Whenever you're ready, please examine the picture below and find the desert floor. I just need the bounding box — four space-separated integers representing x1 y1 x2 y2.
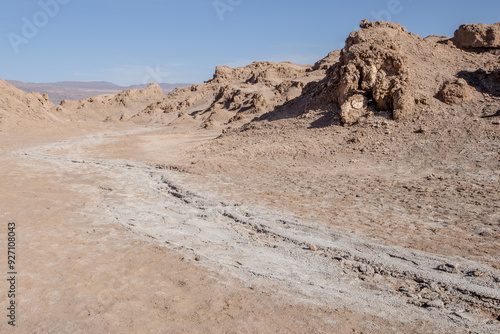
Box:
0 118 499 333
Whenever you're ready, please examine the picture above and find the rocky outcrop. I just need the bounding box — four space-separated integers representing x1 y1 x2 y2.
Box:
210 61 310 85
309 50 340 71
304 20 498 126
458 68 500 97
339 94 369 126
439 79 470 105
331 20 412 125
453 23 500 49
131 60 326 127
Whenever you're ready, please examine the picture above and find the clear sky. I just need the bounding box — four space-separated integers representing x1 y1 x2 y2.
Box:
1 0 498 85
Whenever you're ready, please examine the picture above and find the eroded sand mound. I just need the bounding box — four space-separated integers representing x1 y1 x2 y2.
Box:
56 83 165 122
0 79 57 127
130 61 328 129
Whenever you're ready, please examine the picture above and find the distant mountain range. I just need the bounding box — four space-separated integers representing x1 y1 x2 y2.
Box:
6 80 190 104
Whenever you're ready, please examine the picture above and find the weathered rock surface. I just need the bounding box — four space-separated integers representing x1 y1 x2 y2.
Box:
131 61 323 128
439 78 470 104
280 20 500 126
453 22 500 49
332 21 412 124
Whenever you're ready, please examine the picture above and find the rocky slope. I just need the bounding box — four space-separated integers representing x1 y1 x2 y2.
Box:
255 20 499 127
0 79 59 131
129 60 335 129
55 83 165 122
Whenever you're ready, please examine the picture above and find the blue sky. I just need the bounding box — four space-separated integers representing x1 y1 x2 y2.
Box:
0 0 499 85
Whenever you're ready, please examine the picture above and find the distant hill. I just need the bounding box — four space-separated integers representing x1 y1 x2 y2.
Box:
6 80 190 104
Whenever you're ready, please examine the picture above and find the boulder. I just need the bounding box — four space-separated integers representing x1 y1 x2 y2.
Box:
453 23 500 49
340 94 368 125
333 20 411 125
439 79 470 105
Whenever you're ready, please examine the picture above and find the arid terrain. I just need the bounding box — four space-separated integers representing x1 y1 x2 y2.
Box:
0 21 499 333
6 81 189 105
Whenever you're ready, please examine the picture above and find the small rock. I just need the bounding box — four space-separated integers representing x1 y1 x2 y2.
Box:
358 264 375 275
308 244 318 251
468 270 484 277
477 228 494 237
419 287 432 297
415 127 427 134
194 255 201 261
439 78 470 105
348 136 361 144
399 286 410 293
425 299 444 308
429 282 440 292
437 263 459 273
340 94 368 126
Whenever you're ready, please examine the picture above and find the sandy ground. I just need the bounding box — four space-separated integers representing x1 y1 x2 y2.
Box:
0 125 417 334
0 121 498 333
